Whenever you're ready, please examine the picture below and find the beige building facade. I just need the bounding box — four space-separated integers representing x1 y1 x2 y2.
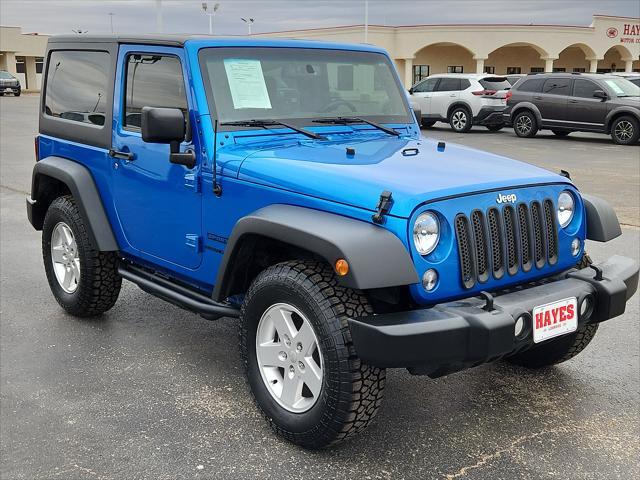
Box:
257 14 640 87
1 26 49 91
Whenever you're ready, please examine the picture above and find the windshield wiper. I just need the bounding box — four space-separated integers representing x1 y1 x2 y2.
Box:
220 119 326 140
313 116 400 137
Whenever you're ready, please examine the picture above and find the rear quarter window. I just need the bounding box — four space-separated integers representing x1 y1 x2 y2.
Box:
44 50 110 126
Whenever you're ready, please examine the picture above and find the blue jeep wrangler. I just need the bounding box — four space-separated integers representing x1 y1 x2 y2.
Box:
27 35 638 448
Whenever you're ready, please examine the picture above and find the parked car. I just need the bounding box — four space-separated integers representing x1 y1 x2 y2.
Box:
611 72 640 87
0 70 21 96
409 74 510 132
504 73 640 144
27 35 638 449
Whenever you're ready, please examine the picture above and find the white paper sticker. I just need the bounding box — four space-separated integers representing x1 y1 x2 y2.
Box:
224 59 272 110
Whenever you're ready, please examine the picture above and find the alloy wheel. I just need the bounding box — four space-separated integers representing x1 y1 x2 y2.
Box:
255 303 323 413
50 222 80 293
516 115 532 135
452 111 467 130
614 120 634 142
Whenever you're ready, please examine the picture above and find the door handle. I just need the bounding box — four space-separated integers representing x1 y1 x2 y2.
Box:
569 99 579 103
449 94 456 97
109 149 135 161
533 96 542 100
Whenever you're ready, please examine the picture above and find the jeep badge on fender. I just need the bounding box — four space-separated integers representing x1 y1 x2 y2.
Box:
26 34 639 449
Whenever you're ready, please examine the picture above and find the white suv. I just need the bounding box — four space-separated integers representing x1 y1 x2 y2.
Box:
409 74 510 132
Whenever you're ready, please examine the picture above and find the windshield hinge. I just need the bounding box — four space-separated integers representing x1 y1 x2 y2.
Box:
372 191 393 225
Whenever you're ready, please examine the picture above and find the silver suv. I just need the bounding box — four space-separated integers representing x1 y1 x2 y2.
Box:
409 74 510 132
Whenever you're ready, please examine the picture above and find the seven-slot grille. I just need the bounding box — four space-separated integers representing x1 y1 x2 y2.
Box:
454 199 558 289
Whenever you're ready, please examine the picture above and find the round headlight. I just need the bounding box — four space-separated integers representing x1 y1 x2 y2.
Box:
413 212 440 255
557 191 575 228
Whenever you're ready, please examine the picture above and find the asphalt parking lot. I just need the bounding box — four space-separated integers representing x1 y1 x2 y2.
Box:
1 94 639 479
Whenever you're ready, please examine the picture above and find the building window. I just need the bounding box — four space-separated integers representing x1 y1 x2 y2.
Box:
447 65 463 73
553 67 566 72
35 57 44 74
573 67 586 73
15 56 26 74
412 65 429 84
506 67 521 75
530 67 544 73
483 66 495 74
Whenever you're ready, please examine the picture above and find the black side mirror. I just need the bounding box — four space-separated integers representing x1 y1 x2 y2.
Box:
593 90 608 100
141 106 195 168
408 87 414 95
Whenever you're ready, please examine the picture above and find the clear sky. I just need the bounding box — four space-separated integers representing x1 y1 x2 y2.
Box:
1 0 638 36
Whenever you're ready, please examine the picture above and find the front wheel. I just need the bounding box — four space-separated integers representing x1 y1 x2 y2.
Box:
513 110 538 138
449 107 472 133
611 116 639 145
14 91 21 97
43 195 121 317
240 260 386 449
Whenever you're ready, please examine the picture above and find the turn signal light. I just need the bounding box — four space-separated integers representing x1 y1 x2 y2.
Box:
335 259 349 276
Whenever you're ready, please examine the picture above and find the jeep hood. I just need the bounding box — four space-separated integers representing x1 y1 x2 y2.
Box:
228 136 571 218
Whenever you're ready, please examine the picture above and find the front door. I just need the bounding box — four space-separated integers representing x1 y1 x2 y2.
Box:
410 77 439 118
111 45 202 269
565 78 608 130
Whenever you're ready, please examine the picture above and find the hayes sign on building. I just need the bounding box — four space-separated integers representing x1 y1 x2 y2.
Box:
621 23 640 43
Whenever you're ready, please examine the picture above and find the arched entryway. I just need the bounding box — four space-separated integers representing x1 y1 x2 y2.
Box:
555 43 596 72
484 43 548 75
412 42 476 81
598 45 634 73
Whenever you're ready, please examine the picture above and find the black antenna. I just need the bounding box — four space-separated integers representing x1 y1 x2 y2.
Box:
212 119 222 197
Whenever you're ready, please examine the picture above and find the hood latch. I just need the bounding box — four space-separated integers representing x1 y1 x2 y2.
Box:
372 191 393 224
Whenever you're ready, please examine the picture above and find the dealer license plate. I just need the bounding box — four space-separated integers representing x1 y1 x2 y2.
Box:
532 297 578 343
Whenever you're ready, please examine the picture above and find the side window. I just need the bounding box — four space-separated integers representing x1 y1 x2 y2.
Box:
518 78 545 93
413 78 438 93
542 78 571 95
436 78 461 92
44 50 110 126
460 79 471 90
123 54 187 130
572 79 600 98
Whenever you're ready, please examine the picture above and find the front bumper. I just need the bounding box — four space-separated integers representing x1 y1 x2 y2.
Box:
474 106 506 125
349 255 638 377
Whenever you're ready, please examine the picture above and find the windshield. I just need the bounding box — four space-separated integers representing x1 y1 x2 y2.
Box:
602 78 640 97
0 71 15 80
199 47 412 126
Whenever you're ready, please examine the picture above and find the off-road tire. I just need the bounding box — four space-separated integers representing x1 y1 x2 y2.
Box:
449 107 473 133
42 195 121 317
421 120 436 128
552 130 570 137
610 115 640 145
506 253 598 368
513 110 538 138
239 260 386 449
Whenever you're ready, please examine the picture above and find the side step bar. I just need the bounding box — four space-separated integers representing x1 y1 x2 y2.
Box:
117 264 240 320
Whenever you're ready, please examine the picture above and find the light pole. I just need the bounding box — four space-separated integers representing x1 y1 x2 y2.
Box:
108 12 115 34
241 17 254 35
202 2 220 35
364 0 369 43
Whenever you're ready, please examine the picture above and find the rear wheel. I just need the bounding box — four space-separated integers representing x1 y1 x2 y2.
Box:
240 260 386 449
513 110 538 138
552 130 570 137
611 116 639 145
43 196 121 317
449 107 472 133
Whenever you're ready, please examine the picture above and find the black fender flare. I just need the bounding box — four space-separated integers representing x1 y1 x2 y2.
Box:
511 102 542 125
582 194 622 242
447 101 474 120
28 156 119 251
212 205 419 301
604 107 640 133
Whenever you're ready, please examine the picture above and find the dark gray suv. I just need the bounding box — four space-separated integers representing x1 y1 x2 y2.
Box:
504 73 640 145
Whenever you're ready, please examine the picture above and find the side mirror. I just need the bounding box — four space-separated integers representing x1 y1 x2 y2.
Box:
408 87 414 95
141 106 195 168
593 90 608 100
